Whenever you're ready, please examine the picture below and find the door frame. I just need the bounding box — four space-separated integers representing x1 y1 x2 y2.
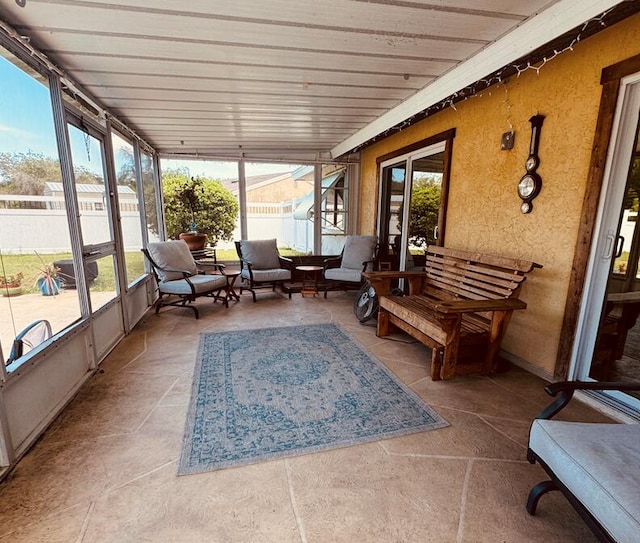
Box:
375 128 455 264
571 74 640 384
557 52 640 379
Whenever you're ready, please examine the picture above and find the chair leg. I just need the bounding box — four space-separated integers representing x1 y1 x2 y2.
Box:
155 297 200 319
526 480 557 515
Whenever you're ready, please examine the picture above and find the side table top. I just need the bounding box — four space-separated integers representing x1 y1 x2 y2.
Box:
296 265 323 272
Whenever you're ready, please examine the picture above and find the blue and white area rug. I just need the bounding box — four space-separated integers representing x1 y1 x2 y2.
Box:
178 323 448 475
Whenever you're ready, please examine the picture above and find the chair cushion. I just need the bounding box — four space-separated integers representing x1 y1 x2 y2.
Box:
240 239 281 270
325 267 363 283
340 235 377 270
241 268 291 282
147 240 197 281
529 419 640 543
159 274 227 295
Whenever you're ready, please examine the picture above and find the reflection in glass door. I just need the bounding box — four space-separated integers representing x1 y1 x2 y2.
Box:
378 142 447 272
589 112 640 401
378 160 406 269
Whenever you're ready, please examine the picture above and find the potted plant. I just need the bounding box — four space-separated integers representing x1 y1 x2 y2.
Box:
175 177 208 251
35 263 61 296
0 272 24 297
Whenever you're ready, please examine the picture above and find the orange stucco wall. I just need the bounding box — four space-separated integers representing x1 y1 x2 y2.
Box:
359 13 640 377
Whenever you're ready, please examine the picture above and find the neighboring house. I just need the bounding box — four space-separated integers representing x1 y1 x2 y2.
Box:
44 182 138 212
219 171 309 205
220 166 348 253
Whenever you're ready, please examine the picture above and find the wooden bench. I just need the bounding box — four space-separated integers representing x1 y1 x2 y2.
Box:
363 246 541 380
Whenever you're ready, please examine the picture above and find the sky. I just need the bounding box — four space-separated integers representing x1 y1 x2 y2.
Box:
160 158 299 180
0 55 300 181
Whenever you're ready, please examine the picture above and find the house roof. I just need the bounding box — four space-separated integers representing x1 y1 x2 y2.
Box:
0 1 636 161
218 171 295 194
45 182 136 195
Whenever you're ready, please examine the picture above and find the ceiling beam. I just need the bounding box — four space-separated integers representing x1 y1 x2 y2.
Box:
331 0 626 157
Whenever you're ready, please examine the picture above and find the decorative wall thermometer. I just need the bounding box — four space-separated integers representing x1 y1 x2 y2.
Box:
518 114 545 214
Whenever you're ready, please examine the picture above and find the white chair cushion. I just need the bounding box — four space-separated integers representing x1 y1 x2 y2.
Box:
147 240 197 282
159 274 227 295
325 267 362 283
340 235 377 270
530 419 640 543
241 268 291 282
240 239 281 270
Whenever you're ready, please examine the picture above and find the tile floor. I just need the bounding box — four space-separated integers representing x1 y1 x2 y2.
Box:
0 291 611 542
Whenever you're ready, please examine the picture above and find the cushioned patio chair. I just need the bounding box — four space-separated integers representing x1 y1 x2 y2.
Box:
6 319 52 366
323 235 378 298
526 380 640 542
235 239 292 302
143 240 228 319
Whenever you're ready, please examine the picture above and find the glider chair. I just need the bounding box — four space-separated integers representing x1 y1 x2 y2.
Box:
143 240 228 319
526 381 640 542
323 235 378 298
235 239 292 302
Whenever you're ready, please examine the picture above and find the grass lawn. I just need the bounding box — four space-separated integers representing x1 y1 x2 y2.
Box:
1 246 300 294
1 252 146 294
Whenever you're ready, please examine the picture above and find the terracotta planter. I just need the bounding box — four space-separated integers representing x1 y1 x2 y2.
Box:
1 283 22 297
179 232 208 251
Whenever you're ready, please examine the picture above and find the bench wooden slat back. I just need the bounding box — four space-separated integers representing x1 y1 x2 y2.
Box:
423 246 537 303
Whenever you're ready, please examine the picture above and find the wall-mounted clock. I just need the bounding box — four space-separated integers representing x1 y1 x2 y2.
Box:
518 114 545 214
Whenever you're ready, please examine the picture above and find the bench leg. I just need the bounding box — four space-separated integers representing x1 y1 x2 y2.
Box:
377 307 390 337
484 311 510 374
439 318 461 380
430 348 443 381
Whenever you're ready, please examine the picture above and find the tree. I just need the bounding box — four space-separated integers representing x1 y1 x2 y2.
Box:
399 180 441 248
0 151 62 194
0 151 102 195
162 171 238 246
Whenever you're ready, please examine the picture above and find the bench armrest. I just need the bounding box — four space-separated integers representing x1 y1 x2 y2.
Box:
363 271 426 280
537 381 640 420
431 298 527 314
363 270 426 295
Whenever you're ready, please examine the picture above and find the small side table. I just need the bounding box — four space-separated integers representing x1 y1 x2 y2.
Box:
296 265 323 297
223 270 241 302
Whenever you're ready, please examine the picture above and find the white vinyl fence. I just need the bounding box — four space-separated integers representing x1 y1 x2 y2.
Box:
0 195 342 255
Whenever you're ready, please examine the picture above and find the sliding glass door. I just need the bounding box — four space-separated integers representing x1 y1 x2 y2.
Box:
378 140 450 271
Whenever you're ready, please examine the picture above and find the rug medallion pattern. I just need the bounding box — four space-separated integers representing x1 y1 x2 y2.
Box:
178 323 447 474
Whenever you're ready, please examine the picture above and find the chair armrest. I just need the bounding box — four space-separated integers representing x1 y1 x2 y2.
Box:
155 266 195 277
278 255 293 268
431 298 527 314
536 381 640 420
323 256 342 270
195 261 226 274
361 259 376 272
